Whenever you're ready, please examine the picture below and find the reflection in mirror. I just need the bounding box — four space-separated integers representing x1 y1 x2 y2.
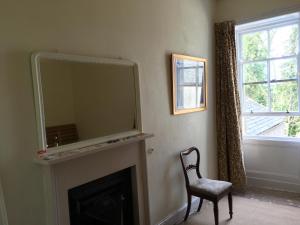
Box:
176 60 204 109
172 54 207 115
32 53 140 150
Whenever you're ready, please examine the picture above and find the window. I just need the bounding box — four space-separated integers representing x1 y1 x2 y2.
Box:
236 13 300 140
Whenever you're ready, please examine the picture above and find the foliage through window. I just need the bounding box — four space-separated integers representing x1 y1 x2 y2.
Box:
236 13 300 139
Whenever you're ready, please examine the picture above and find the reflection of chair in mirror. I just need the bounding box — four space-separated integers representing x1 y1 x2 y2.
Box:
46 124 79 148
180 147 233 225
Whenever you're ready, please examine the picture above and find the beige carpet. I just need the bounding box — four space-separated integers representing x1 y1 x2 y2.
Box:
181 196 300 225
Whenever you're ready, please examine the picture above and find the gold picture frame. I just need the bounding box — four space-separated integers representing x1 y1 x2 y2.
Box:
172 54 208 115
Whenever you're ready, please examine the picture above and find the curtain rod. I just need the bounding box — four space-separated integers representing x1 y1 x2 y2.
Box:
235 4 300 25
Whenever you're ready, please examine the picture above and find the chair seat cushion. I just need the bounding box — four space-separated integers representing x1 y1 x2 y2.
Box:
190 178 232 198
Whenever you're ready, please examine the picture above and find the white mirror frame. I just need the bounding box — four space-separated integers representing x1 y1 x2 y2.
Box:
31 52 142 153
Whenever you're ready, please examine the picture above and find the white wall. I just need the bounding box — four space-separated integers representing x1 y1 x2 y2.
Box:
243 140 300 192
71 63 136 140
0 1 216 225
41 59 76 127
216 0 300 193
216 0 300 23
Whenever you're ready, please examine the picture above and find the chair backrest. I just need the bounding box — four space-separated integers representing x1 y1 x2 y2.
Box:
46 123 79 148
180 147 202 187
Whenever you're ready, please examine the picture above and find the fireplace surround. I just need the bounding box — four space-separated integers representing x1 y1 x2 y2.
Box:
36 134 152 225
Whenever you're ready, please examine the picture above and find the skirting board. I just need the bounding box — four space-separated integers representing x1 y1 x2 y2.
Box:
156 197 200 225
247 176 300 193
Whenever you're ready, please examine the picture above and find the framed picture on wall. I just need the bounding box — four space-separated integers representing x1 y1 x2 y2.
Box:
171 54 208 115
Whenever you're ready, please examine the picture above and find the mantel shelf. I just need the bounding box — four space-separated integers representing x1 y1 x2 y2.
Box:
34 133 154 166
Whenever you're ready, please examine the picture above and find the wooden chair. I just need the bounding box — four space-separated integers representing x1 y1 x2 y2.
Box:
180 147 233 225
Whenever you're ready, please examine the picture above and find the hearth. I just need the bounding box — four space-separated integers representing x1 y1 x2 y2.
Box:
68 167 134 225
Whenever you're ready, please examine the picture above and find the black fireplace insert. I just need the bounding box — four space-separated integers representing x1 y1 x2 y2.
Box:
68 167 134 225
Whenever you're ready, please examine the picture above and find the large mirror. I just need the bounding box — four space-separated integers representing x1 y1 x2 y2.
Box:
32 52 141 151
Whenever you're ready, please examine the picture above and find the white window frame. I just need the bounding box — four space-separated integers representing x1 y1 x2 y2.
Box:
236 12 300 142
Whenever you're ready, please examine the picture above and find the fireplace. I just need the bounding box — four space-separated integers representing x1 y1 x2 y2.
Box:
36 138 152 225
68 167 134 225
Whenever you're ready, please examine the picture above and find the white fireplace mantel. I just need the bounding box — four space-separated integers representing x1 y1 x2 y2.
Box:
35 133 153 165
36 133 153 225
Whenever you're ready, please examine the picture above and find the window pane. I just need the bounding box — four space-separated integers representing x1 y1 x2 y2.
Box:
178 68 196 83
243 116 300 138
244 84 269 112
270 24 299 58
196 86 203 107
177 61 204 84
270 58 297 80
177 86 197 109
242 31 268 61
243 61 267 83
271 81 299 112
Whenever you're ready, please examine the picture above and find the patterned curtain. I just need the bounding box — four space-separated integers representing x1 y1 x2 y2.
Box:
215 21 247 187
0 178 8 225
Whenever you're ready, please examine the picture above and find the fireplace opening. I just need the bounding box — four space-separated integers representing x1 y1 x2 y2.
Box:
68 167 135 225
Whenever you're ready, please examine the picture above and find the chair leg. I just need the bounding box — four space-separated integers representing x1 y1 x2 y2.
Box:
197 198 203 212
228 192 233 219
213 202 219 225
184 194 191 221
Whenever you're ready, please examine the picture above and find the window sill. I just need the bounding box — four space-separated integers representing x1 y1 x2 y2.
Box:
242 136 300 147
